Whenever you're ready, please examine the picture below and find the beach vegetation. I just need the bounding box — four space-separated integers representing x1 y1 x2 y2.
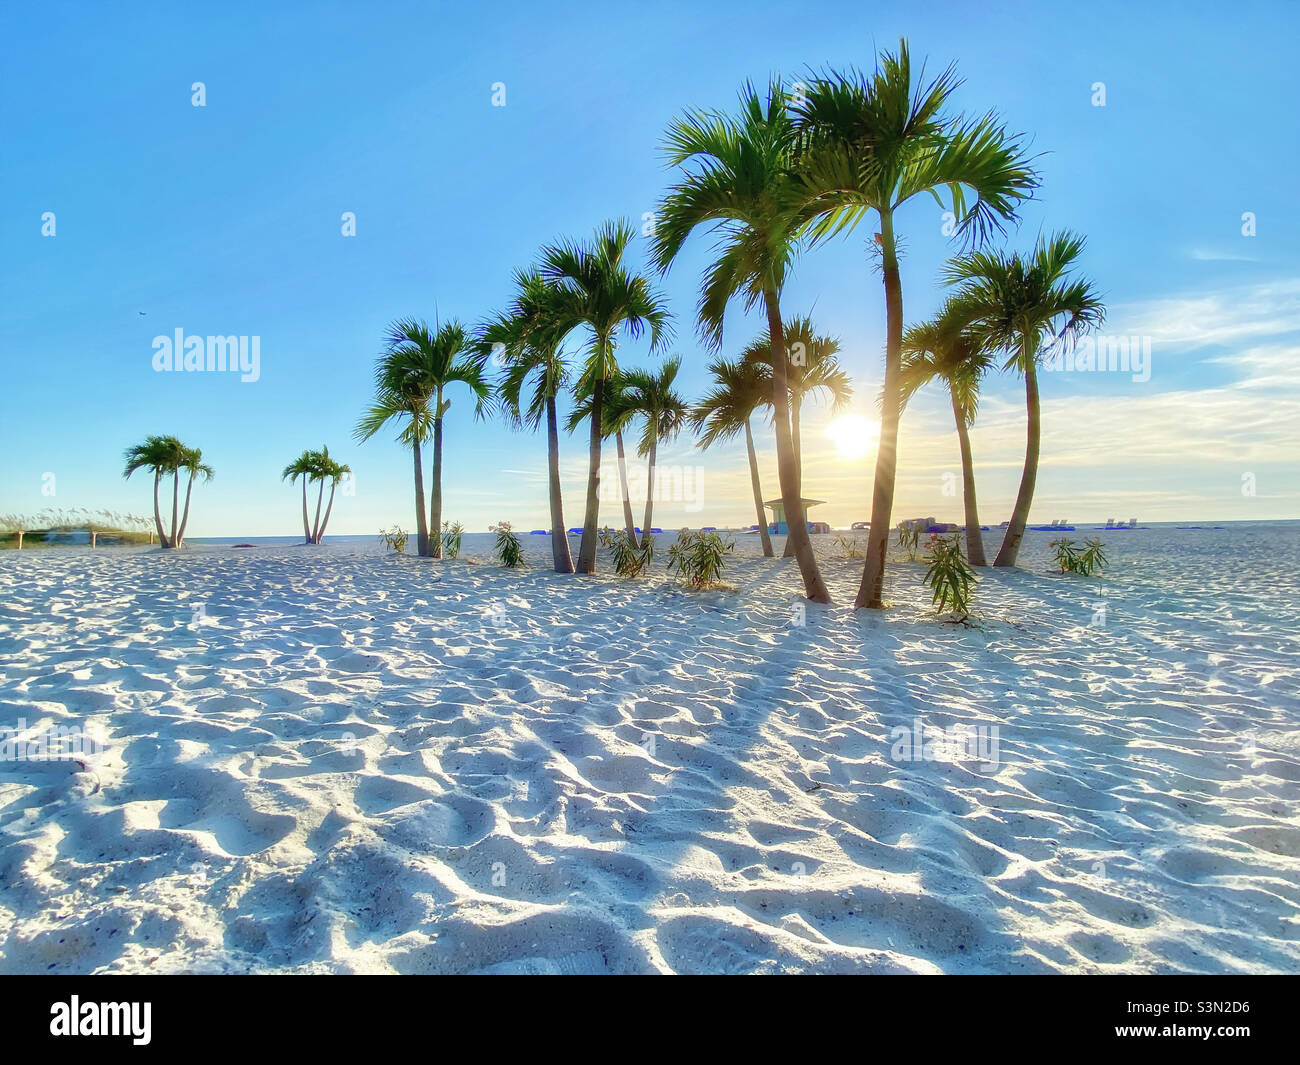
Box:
667 529 734 589
599 526 654 577
378 526 409 553
441 520 465 558
491 521 524 567
1050 536 1108 576
923 532 977 620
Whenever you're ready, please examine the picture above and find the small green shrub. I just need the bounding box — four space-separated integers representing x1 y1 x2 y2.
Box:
1050 537 1108 576
834 533 867 559
378 526 409 553
667 529 734 589
441 520 464 558
897 522 921 561
923 533 976 620
599 527 654 577
490 521 524 568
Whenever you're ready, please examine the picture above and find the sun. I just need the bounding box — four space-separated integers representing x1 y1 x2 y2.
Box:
824 415 880 460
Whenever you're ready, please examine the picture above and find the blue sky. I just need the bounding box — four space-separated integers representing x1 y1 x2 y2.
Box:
2 0 1297 535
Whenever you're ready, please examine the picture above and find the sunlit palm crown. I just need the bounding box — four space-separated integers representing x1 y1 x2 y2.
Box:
740 315 853 410
123 434 187 478
652 80 816 347
898 297 995 424
791 40 1039 244
477 269 571 431
944 231 1107 370
539 219 671 385
691 356 773 450
619 355 689 457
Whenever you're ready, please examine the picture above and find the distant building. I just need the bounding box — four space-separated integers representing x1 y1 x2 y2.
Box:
764 497 829 534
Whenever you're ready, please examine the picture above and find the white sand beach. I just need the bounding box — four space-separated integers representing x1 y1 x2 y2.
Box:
1 526 1298 974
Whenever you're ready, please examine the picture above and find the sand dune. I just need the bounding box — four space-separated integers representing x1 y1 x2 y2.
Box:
1 529 1298 973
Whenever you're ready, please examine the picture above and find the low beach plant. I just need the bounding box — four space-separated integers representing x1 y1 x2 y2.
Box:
833 533 867 559
897 522 922 561
667 529 734 589
491 521 524 567
441 520 464 558
923 533 976 621
599 527 654 577
1050 537 1108 576
378 526 409 553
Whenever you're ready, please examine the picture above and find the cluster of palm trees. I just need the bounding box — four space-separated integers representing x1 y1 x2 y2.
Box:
122 435 212 548
355 40 1102 609
282 445 352 544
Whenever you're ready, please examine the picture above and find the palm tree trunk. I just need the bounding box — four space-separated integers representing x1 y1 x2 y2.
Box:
429 398 444 558
176 471 196 546
857 209 903 609
169 470 180 548
577 374 603 573
782 396 802 558
763 287 831 604
301 481 311 543
994 337 1040 567
311 479 325 543
950 391 987 567
640 433 657 548
412 437 430 556
151 470 170 548
546 395 574 573
317 483 337 543
616 431 637 541
745 419 774 557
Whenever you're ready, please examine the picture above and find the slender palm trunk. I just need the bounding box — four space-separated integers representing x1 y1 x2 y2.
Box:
745 419 774 557
546 395 574 573
176 471 196 546
311 479 325 544
412 438 430 556
169 470 180 547
995 337 1040 567
317 484 337 544
763 286 830 604
151 470 170 547
950 391 987 567
301 481 311 543
430 394 444 558
577 373 604 573
640 433 658 548
782 395 802 558
857 210 903 609
616 431 637 541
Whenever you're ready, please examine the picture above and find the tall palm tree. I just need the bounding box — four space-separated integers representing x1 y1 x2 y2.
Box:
692 356 776 557
479 269 575 573
540 220 670 574
282 450 320 543
172 446 213 547
651 80 831 603
312 448 351 544
898 298 995 565
946 232 1105 567
793 41 1038 608
356 319 490 558
123 435 183 547
742 316 852 555
621 355 688 545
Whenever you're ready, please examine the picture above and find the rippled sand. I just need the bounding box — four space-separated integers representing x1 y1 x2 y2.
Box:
1 528 1297 974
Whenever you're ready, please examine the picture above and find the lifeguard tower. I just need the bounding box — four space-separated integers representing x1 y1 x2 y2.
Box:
764 497 827 535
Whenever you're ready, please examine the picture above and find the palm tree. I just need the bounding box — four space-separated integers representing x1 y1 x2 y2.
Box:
946 232 1105 567
742 316 852 556
282 449 319 543
312 447 351 543
651 80 831 603
479 269 575 573
172 446 213 547
898 299 995 565
621 355 688 545
123 435 182 547
692 356 775 557
540 220 670 574
356 319 490 558
792 41 1038 608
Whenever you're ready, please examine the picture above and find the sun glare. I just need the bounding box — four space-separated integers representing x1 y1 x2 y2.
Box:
824 415 880 460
